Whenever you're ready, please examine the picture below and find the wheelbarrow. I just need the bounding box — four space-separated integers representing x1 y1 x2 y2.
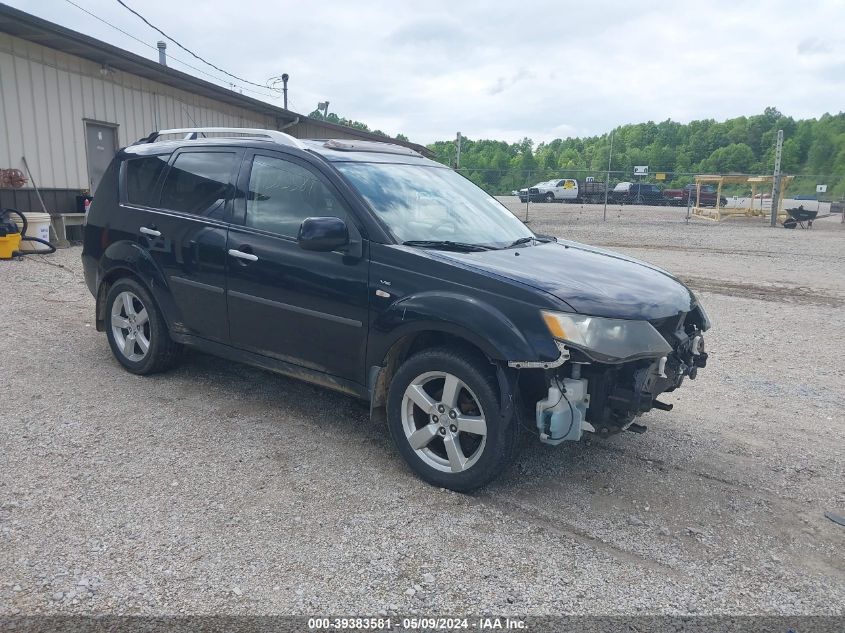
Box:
783 205 818 229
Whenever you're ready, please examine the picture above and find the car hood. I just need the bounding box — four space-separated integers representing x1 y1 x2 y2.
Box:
430 240 698 320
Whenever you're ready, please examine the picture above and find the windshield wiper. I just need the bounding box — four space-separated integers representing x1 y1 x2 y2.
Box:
505 235 557 248
506 236 535 248
402 240 494 252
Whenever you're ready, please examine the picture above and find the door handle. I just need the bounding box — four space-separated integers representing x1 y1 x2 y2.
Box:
228 248 258 262
140 226 161 237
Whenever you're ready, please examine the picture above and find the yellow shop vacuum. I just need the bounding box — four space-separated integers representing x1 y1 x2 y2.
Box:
0 208 55 259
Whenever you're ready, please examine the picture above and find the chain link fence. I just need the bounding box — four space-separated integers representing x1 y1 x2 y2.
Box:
453 168 843 216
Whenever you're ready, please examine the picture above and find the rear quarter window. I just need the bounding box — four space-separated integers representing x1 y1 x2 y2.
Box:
124 155 169 207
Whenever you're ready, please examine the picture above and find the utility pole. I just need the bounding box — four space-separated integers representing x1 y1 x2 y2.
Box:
455 132 462 169
770 129 783 227
603 131 614 221
267 74 290 109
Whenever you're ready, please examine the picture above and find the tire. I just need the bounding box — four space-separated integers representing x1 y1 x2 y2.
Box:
104 278 182 375
544 192 555 203
386 347 518 491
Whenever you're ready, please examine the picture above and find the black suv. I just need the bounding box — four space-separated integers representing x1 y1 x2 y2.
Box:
611 182 664 205
82 127 710 491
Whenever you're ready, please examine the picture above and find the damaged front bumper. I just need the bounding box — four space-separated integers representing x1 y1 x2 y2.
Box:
526 311 710 445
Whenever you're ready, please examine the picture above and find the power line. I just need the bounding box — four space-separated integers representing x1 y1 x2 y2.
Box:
114 0 279 93
62 0 280 99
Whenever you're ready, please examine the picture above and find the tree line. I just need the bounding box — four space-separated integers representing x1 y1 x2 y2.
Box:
311 107 844 198
426 108 844 198
308 110 408 142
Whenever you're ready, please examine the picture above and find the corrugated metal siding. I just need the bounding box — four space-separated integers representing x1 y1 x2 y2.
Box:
0 32 277 191
0 31 421 205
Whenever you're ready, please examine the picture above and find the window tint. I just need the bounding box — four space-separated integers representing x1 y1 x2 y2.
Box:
160 152 236 216
246 155 345 237
125 155 169 206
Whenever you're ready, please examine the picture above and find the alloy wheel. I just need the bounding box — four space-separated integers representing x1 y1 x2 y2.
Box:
400 371 488 473
110 291 150 362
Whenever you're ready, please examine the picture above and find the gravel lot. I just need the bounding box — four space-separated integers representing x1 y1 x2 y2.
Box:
1 203 843 617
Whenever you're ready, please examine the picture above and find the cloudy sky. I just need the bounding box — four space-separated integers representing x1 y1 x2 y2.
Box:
9 0 845 144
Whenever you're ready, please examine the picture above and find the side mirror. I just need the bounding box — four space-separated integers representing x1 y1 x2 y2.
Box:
297 216 349 252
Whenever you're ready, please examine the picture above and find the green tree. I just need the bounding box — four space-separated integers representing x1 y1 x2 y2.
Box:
315 108 845 197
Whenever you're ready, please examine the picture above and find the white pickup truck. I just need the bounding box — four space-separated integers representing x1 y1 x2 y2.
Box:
517 178 605 203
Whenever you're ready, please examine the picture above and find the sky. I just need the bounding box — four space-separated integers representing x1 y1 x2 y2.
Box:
8 0 845 144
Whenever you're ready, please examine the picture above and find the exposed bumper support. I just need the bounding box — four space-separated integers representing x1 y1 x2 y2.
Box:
507 341 570 370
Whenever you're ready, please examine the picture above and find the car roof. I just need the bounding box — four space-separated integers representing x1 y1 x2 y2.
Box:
122 136 274 156
301 140 443 166
121 136 444 167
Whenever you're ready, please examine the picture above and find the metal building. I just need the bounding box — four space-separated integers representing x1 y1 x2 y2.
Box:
0 3 427 218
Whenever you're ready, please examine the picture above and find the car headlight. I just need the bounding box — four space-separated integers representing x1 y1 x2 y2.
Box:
541 311 672 362
693 302 711 331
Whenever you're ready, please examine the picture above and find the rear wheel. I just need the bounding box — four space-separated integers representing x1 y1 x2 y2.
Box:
105 278 182 375
387 348 517 491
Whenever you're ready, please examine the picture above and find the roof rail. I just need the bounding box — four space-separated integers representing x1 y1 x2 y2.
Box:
139 127 308 150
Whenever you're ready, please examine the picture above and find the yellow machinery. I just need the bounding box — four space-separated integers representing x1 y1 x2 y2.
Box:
0 215 22 259
691 174 793 221
0 209 54 258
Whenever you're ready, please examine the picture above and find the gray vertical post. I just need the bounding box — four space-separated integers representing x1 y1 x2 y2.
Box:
157 41 167 66
282 74 289 110
456 132 462 170
525 170 530 221
770 129 784 227
686 182 693 223
603 131 614 221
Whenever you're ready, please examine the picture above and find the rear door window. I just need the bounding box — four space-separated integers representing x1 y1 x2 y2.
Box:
124 155 169 207
160 151 237 218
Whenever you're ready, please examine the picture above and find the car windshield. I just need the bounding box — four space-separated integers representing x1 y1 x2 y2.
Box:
336 162 534 247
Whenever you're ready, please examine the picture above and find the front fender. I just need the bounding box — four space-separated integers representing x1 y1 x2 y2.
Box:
367 290 560 367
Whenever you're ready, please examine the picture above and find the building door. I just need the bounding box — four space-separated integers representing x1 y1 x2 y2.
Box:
85 121 117 194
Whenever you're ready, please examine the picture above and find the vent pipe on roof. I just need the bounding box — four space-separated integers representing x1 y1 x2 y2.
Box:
157 41 167 66
282 73 289 110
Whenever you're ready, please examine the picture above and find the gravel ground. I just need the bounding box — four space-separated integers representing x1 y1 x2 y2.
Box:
1 205 843 617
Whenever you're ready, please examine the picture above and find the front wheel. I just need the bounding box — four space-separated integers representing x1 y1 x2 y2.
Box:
544 192 555 203
387 348 517 491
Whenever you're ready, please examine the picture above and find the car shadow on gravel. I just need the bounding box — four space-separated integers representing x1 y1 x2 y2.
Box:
170 348 393 438
158 348 636 496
